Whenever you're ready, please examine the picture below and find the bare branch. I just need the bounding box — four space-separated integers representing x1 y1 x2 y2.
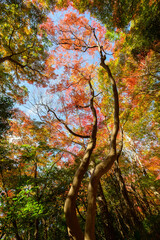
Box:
75 104 90 109
42 105 90 139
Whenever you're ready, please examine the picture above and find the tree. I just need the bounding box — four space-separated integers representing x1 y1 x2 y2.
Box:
0 0 54 102
38 6 159 239
0 112 74 239
34 10 121 239
69 0 160 54
0 1 159 240
0 95 15 176
0 95 14 136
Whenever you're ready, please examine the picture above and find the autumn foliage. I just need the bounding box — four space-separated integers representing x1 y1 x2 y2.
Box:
0 1 160 240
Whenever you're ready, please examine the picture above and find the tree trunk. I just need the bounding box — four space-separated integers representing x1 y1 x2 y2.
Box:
64 82 97 240
12 220 22 240
114 159 140 227
64 140 96 240
34 219 40 240
97 181 117 240
64 34 120 240
84 43 120 240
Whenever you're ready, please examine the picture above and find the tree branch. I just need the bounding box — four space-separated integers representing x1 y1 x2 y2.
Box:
47 106 90 139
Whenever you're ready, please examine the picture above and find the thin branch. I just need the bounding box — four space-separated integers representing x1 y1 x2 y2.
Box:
8 28 15 53
117 127 124 160
76 205 86 222
44 105 90 139
75 104 90 109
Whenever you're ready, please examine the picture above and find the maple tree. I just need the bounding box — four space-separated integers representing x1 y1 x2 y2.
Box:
34 10 121 239
33 8 159 239
0 1 160 240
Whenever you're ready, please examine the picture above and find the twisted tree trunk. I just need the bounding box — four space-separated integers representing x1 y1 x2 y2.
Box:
64 82 97 240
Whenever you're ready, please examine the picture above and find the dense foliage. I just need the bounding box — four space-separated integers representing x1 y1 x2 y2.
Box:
0 0 159 239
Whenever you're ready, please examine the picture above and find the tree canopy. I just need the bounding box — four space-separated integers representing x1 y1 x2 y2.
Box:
0 1 160 240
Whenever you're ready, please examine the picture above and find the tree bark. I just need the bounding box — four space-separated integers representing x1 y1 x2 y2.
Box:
64 81 97 240
12 220 22 240
34 219 40 240
34 161 40 240
84 53 119 239
114 159 140 227
97 181 117 240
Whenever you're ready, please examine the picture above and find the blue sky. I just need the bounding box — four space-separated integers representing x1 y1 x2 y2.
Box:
17 6 113 120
